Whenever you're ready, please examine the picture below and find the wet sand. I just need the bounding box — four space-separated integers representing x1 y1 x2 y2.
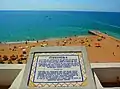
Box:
0 34 120 64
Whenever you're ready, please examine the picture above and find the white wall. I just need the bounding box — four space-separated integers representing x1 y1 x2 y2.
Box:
0 64 25 86
0 63 120 89
94 68 120 83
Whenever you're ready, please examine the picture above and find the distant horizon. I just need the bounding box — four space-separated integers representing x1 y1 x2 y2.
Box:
0 10 120 13
1 0 120 12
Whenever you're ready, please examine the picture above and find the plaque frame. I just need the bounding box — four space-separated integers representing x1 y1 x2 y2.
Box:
20 46 96 89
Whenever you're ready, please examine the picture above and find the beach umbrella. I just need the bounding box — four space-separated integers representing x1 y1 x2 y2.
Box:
40 44 43 47
97 37 102 41
64 40 67 43
22 48 26 52
25 46 28 48
19 46 23 49
95 42 100 47
42 43 47 47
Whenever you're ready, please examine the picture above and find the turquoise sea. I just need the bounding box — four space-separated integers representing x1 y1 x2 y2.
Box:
0 11 120 42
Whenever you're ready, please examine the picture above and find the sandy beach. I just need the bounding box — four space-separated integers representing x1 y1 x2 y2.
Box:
0 32 120 64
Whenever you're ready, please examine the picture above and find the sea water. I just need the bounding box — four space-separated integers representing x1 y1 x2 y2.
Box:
0 11 120 42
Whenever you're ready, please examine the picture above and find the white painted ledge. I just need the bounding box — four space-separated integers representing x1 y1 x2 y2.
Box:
91 63 120 68
9 65 25 89
4 63 120 89
0 64 25 69
94 72 103 89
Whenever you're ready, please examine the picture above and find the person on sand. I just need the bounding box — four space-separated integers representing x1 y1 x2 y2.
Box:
9 48 12 50
14 46 17 49
113 52 115 56
3 55 8 61
88 44 91 47
95 43 101 48
8 60 13 64
10 54 16 60
25 41 27 44
117 45 119 48
62 43 65 46
17 60 23 64
36 40 38 43
97 37 102 41
63 40 67 44
69 38 72 40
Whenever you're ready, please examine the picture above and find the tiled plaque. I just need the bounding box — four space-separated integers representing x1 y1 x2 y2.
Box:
20 46 96 89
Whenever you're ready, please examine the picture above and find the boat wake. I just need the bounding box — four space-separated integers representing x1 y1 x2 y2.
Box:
94 20 120 29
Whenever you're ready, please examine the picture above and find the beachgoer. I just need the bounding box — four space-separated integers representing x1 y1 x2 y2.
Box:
36 40 38 43
62 43 65 46
12 49 14 51
43 40 46 42
14 46 17 49
10 54 16 60
117 45 119 48
25 41 27 44
69 38 72 40
23 51 26 54
3 55 8 61
113 52 115 56
8 60 13 64
17 60 23 64
88 44 91 47
32 45 35 47
95 43 101 48
40 44 44 47
9 48 12 50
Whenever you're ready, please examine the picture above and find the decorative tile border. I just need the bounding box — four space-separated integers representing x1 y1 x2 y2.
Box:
28 52 87 88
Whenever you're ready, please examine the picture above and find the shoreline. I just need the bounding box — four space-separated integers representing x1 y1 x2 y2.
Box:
0 30 120 64
0 35 93 44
